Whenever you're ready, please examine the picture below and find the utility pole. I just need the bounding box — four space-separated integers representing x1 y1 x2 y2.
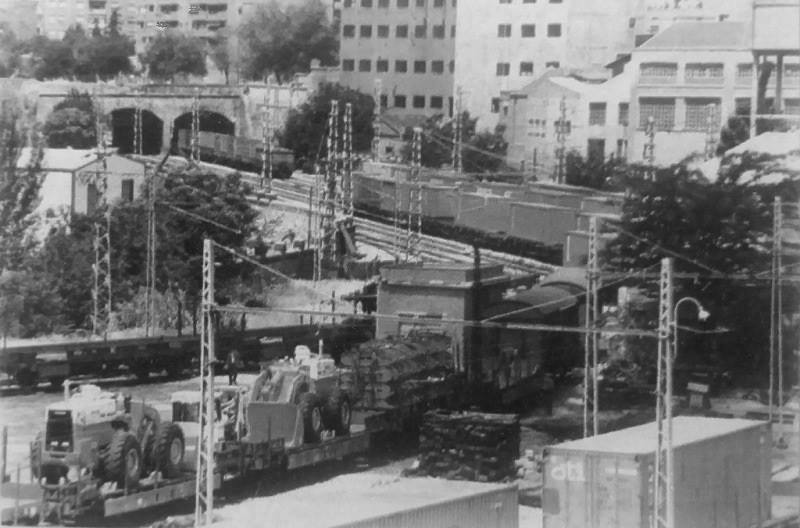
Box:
318 100 339 276
583 215 600 437
342 102 353 218
653 257 675 528
260 83 273 194
372 79 382 162
92 89 112 338
406 127 423 261
195 239 216 527
144 164 157 337
643 115 656 180
191 87 200 164
704 103 718 160
134 83 143 156
453 85 463 175
555 96 567 184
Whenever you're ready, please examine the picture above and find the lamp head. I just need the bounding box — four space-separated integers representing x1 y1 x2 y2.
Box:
697 308 711 322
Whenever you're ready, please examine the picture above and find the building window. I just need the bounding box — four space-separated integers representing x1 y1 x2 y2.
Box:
433 24 445 38
414 60 426 73
491 97 501 113
360 25 372 37
361 0 372 6
344 0 353 6
395 59 408 72
616 139 628 159
121 179 134 202
396 24 408 37
377 24 389 37
497 24 511 37
496 62 510 76
784 64 800 83
521 24 535 37
377 59 389 72
378 0 389 6
413 95 426 108
342 59 355 71
414 24 427 38
431 60 444 74
554 119 571 134
434 0 444 6
618 102 629 126
395 95 407 108
546 61 560 68
640 62 677 82
736 63 753 84
734 98 751 117
587 139 605 162
449 60 455 73
523 0 536 2
343 24 355 37
547 23 561 37
416 0 425 6
380 94 388 108
549 0 562 2
589 102 607 126
520 62 533 76
684 98 721 130
639 97 676 130
430 96 444 109
685 63 724 84
500 0 511 3
359 59 371 72
398 0 408 5
451 25 456 37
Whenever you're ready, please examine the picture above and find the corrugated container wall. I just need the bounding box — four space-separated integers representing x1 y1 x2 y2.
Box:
541 417 770 528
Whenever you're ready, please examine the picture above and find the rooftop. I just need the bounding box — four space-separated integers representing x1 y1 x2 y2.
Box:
549 417 765 455
639 21 750 50
16 147 99 172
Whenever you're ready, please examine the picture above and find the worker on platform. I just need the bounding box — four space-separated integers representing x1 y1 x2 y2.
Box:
227 349 242 385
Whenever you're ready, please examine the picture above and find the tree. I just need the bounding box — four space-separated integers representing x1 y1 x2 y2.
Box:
280 83 374 169
108 9 121 38
142 32 207 81
209 34 231 84
87 33 134 79
42 91 97 149
716 116 750 155
238 0 337 81
32 37 75 80
603 161 799 383
463 125 509 174
564 150 625 190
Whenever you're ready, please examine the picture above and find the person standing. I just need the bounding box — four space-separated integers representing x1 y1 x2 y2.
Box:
227 349 241 385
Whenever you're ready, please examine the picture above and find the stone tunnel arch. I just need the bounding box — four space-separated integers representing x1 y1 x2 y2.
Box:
170 110 236 153
110 108 164 155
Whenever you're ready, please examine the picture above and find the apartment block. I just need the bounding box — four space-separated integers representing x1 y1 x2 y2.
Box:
454 0 639 129
631 0 754 47
338 0 457 118
0 0 38 40
628 20 799 166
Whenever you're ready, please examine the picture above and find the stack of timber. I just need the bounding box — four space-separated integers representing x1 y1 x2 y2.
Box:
340 333 454 409
408 410 520 482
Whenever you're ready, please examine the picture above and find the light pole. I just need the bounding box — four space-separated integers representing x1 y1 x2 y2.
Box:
672 297 710 361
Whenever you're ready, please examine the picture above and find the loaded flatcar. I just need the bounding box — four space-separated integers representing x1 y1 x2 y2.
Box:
175 129 295 176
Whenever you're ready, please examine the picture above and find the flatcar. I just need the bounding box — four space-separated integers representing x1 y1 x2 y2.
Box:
175 129 295 176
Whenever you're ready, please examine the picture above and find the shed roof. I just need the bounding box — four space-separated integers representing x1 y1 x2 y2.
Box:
549 417 764 455
639 21 750 50
16 147 98 172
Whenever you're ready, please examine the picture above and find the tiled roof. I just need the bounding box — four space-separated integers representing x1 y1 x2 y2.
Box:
16 147 98 171
639 21 750 50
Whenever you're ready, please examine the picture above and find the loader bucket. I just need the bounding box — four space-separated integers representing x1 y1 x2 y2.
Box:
246 402 303 448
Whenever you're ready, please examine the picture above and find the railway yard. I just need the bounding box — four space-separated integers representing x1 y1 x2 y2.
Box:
0 154 798 528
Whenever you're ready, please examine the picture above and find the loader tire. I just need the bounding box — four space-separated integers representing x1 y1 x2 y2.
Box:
104 432 141 488
299 393 324 444
151 422 184 478
325 390 351 436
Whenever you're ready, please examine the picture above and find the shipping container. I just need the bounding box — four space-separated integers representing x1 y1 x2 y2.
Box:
213 474 519 528
542 417 771 528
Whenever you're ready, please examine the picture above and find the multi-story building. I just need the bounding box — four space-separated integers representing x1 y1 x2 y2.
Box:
0 0 38 40
454 0 640 129
338 0 457 118
499 68 633 175
628 20 799 166
631 0 754 47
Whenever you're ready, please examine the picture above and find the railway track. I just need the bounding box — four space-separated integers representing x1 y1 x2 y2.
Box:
134 156 557 276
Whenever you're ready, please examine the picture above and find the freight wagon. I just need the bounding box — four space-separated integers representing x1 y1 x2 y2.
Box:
175 129 294 174
541 416 771 528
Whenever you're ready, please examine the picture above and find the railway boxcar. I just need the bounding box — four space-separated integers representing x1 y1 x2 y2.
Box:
175 130 294 174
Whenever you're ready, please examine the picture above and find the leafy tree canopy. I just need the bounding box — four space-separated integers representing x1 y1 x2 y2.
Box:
564 150 626 190
142 31 207 81
280 82 374 170
238 0 337 82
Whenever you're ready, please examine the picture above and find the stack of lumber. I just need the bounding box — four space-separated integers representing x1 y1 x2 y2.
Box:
408 410 520 482
340 333 453 409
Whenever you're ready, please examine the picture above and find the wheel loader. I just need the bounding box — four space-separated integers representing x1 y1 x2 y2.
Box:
243 346 353 448
30 383 186 491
